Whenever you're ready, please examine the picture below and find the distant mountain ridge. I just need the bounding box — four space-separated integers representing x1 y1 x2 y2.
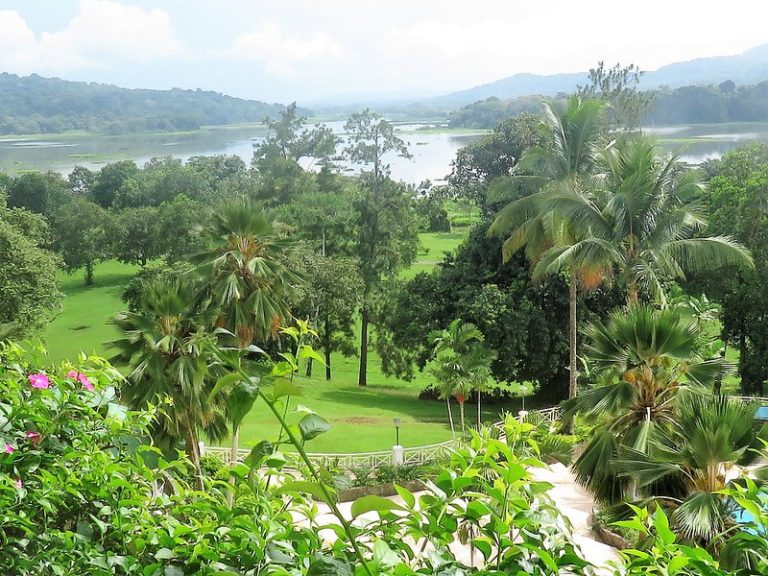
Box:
430 44 768 107
0 73 294 135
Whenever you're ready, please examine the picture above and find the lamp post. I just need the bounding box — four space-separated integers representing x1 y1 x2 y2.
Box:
392 418 403 466
393 418 401 446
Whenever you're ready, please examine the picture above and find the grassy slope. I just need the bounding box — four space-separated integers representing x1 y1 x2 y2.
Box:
43 230 530 452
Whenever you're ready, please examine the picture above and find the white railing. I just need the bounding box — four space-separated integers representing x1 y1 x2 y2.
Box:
203 405 563 470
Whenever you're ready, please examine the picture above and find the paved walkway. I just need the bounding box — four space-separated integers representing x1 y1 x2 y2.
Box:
305 462 620 573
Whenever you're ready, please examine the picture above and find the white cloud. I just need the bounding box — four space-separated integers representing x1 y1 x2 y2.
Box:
0 0 184 74
217 22 343 75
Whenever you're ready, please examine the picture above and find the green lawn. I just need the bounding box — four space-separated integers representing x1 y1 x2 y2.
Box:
45 261 140 364
41 229 522 453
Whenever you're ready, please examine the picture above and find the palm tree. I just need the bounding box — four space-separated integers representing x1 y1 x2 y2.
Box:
428 320 496 435
196 200 302 348
570 305 726 502
618 393 763 543
537 136 753 306
195 200 302 464
109 277 225 488
489 96 607 405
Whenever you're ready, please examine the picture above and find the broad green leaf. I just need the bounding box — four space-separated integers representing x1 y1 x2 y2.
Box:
299 414 331 441
350 495 405 518
393 483 415 509
208 372 243 401
244 441 274 469
273 379 302 399
155 548 177 560
297 346 327 365
307 555 353 576
373 540 400 568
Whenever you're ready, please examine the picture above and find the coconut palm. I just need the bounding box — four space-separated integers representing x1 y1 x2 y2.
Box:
489 96 607 404
428 320 496 435
109 277 225 488
617 393 763 543
570 305 726 502
537 136 753 306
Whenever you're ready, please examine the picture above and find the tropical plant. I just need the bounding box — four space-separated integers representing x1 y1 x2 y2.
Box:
195 199 302 349
570 305 726 502
428 319 497 435
489 96 607 405
538 136 753 305
109 276 224 487
618 393 764 543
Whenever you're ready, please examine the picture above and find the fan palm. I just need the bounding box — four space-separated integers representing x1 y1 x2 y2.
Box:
570 305 726 502
109 277 225 488
489 96 607 404
195 200 303 467
195 200 302 348
617 393 763 543
537 136 753 305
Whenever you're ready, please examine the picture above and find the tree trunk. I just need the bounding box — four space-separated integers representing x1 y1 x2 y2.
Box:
325 347 332 380
226 425 240 506
185 425 203 491
305 358 313 377
565 271 578 434
85 260 95 286
446 397 455 438
628 281 639 306
358 306 369 387
714 342 726 395
477 392 481 429
459 401 466 434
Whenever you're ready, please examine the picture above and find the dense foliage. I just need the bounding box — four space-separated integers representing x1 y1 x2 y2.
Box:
0 73 290 135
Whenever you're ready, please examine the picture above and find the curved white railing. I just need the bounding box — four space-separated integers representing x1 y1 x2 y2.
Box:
202 405 563 470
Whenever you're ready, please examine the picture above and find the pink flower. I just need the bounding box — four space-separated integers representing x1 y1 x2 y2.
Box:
28 373 50 389
4 443 15 454
25 431 41 442
68 370 94 391
14 478 22 489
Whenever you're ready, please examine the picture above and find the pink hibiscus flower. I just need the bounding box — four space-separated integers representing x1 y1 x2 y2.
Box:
28 373 50 389
4 443 15 454
67 370 94 391
14 478 22 489
25 431 41 442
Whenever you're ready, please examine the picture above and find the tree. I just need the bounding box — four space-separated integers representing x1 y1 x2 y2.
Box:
90 160 140 208
577 61 652 129
447 113 544 211
570 305 725 503
52 197 112 285
489 97 607 406
0 206 61 336
618 393 763 543
195 200 302 349
113 207 163 266
7 171 71 218
428 319 496 435
109 277 225 487
290 250 362 380
696 144 768 394
344 110 419 387
156 195 210 263
540 136 752 305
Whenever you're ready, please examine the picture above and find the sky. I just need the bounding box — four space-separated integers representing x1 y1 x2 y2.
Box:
0 0 767 105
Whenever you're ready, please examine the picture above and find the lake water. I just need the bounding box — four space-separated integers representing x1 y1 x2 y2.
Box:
0 121 482 186
2 121 768 183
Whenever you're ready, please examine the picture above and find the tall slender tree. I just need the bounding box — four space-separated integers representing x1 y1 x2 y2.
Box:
489 96 607 404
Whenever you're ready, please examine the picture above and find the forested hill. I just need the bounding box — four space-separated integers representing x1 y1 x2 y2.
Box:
449 80 768 128
0 73 292 135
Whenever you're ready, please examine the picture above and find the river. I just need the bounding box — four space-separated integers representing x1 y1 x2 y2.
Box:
1 121 768 183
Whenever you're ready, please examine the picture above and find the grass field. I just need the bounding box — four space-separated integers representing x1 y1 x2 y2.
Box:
41 229 530 453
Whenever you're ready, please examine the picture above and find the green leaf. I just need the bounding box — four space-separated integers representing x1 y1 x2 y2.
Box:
298 346 327 365
393 483 415 509
164 567 184 576
155 548 177 560
244 441 274 469
276 481 336 504
350 495 405 518
273 379 302 399
373 540 400 568
307 555 353 576
299 414 331 441
208 372 243 401
227 380 260 427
